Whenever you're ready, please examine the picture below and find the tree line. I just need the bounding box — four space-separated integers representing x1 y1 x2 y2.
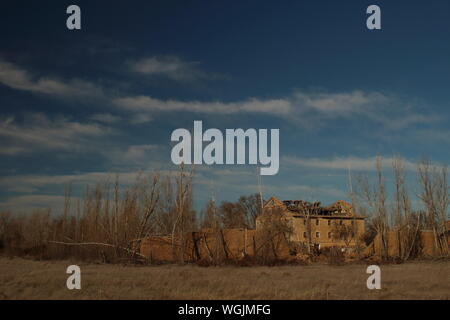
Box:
0 157 449 263
0 165 262 263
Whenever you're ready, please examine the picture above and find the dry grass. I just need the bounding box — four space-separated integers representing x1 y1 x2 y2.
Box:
0 257 448 300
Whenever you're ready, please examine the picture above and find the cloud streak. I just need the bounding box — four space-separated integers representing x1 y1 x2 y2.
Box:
293 90 387 114
0 60 103 98
113 95 292 115
0 113 114 154
113 90 438 131
128 55 223 82
0 59 438 131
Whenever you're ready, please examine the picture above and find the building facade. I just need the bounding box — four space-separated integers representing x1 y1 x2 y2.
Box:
257 197 365 248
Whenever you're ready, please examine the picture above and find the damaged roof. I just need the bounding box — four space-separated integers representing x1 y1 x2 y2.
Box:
264 196 361 218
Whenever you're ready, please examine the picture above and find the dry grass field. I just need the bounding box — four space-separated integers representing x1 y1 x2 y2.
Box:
0 257 448 300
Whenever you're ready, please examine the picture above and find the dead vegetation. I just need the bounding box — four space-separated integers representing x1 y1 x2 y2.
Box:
353 156 449 261
0 257 448 300
0 167 192 263
0 165 272 264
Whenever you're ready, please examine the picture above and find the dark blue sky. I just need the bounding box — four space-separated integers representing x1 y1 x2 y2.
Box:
1 0 449 213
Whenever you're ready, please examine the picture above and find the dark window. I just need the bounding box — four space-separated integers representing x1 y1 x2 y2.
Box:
316 232 320 238
316 219 320 226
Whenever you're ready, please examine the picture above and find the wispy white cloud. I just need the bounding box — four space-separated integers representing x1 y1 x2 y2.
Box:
128 55 222 82
0 113 114 154
128 112 153 124
293 90 387 114
89 112 153 125
113 90 437 131
0 60 103 98
292 90 440 129
104 144 161 166
89 113 121 124
0 59 437 131
365 111 440 130
114 95 292 115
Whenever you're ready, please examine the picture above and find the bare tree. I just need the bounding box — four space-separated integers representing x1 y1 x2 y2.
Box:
418 159 449 256
238 194 262 229
201 199 220 229
171 163 195 263
131 174 160 259
355 156 389 259
295 201 321 255
331 222 356 248
391 156 423 260
219 201 247 229
256 207 293 264
347 165 367 256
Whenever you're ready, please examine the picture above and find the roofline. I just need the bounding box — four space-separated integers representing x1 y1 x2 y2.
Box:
290 214 365 219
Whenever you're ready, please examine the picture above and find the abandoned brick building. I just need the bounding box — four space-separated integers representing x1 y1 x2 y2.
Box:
257 197 365 248
139 196 450 261
140 197 366 261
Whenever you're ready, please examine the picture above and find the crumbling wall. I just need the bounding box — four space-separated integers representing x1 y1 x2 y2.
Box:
420 231 436 257
369 230 438 258
188 229 258 262
140 236 174 262
139 228 293 263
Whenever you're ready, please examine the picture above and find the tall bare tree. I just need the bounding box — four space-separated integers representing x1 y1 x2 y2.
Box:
355 156 389 259
238 193 262 229
418 159 449 256
171 163 195 263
